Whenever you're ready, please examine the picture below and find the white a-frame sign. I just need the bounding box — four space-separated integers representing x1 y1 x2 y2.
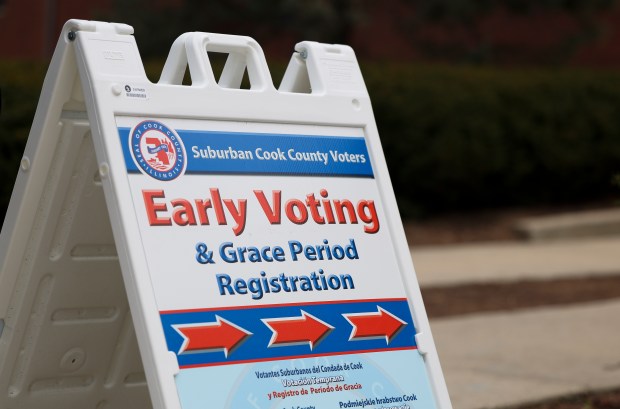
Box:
0 19 452 409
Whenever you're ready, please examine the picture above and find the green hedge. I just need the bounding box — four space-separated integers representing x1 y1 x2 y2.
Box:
2 61 620 220
0 62 46 219
364 64 620 216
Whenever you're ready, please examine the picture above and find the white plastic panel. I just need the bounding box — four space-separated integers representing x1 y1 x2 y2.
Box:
0 19 452 409
0 117 151 408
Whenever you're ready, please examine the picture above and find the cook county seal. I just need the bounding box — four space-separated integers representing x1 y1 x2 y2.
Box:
129 120 186 181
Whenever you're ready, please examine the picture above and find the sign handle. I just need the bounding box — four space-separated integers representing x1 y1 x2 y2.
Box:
159 32 274 91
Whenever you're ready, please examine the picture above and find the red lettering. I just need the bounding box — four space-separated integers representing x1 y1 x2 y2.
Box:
333 200 357 224
320 189 335 224
359 200 380 233
171 199 197 226
306 193 325 224
210 188 226 225
224 199 247 236
254 190 281 224
285 199 308 224
142 190 171 226
194 199 212 225
142 188 379 234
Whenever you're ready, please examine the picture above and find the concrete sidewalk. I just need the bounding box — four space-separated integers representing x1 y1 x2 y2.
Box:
432 300 620 409
515 208 620 240
409 236 620 409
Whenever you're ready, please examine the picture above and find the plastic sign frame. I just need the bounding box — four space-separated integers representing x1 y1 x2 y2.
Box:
0 19 452 409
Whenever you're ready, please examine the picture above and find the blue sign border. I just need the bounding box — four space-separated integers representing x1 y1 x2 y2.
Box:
119 127 374 178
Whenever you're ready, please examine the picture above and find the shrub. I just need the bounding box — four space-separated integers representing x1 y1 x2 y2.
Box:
0 61 46 219
363 64 620 216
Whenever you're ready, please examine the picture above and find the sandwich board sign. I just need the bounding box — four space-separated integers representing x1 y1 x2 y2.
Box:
0 19 452 409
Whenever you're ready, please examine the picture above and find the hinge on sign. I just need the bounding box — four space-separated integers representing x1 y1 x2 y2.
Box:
64 19 134 40
415 332 430 356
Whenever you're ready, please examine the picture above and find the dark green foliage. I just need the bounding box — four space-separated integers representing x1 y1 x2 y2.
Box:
99 0 369 60
0 62 46 219
363 63 620 216
2 60 620 220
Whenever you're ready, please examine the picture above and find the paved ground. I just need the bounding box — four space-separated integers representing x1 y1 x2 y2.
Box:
409 232 620 408
432 300 620 409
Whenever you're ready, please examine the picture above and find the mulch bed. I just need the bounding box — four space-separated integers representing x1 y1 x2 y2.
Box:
516 388 620 409
421 275 620 318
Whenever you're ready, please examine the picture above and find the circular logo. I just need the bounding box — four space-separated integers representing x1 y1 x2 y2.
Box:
129 120 186 181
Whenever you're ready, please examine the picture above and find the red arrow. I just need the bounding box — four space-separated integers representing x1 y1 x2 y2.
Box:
343 306 407 344
262 311 333 350
173 316 251 357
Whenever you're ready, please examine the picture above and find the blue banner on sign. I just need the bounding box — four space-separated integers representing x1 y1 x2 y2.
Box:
160 299 416 368
118 127 374 178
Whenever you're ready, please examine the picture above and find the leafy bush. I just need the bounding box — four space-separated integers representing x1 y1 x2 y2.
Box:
0 62 46 219
363 64 620 216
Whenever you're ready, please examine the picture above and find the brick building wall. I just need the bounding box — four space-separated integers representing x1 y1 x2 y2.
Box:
1 0 620 67
0 0 112 59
